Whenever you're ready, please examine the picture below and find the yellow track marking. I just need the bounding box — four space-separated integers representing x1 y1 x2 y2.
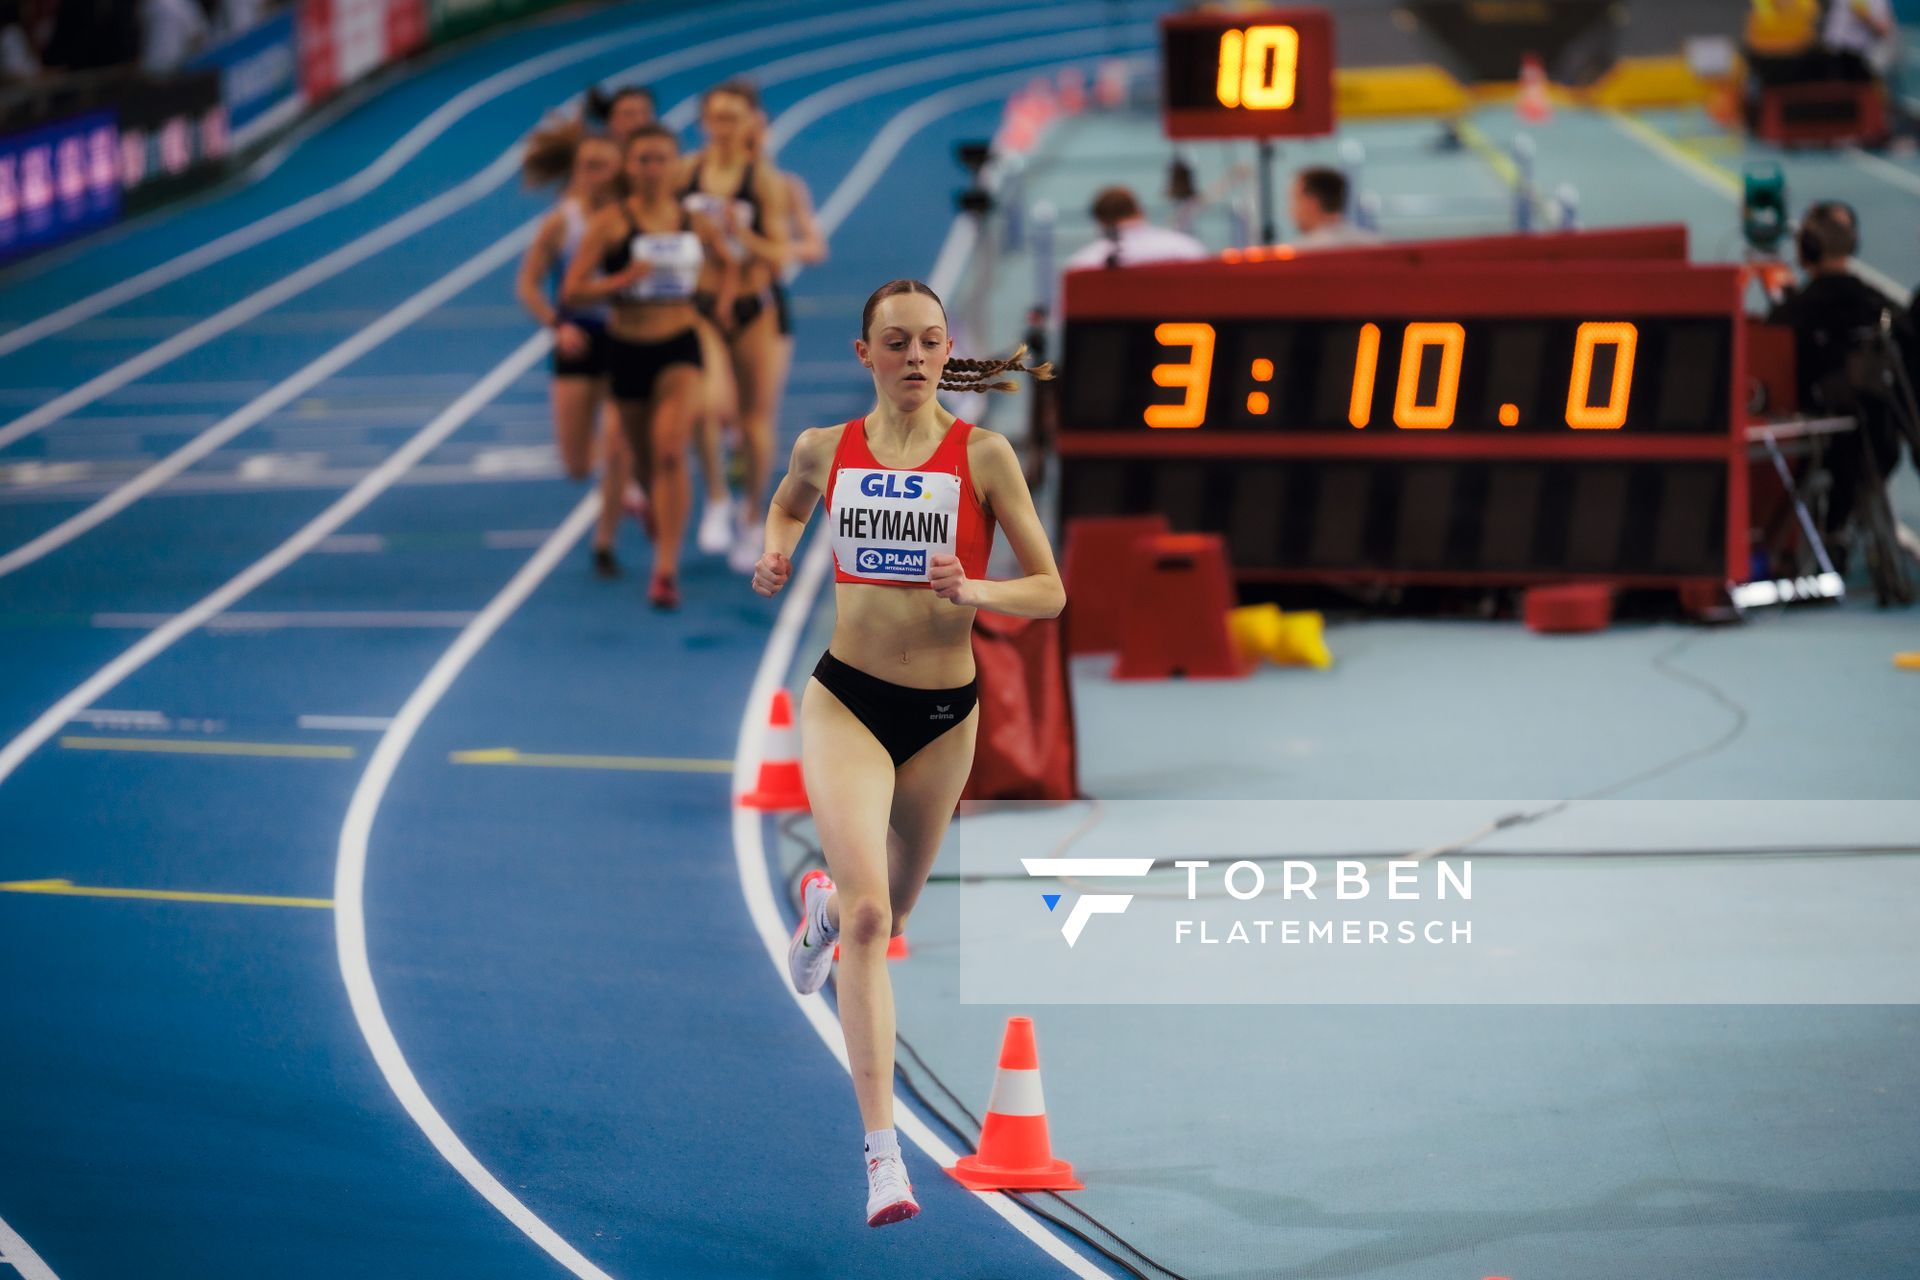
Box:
59 735 355 760
0 878 332 909
1454 119 1523 188
1603 109 1739 196
450 747 732 773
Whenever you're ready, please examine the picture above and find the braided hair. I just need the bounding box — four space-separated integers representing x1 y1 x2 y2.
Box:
859 279 1056 395
938 345 1054 394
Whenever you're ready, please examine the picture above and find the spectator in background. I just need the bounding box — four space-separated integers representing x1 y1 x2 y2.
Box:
0 0 39 81
1064 185 1206 270
140 0 207 73
1768 203 1919 552
1290 166 1379 249
218 0 267 37
1823 0 1896 78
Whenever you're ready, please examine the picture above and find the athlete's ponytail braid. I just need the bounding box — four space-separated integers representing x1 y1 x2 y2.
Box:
859 279 1056 394
938 343 1055 395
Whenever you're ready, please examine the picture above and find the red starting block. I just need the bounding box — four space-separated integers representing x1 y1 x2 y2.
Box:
1062 514 1169 654
1523 583 1614 634
1755 81 1888 146
1112 533 1252 680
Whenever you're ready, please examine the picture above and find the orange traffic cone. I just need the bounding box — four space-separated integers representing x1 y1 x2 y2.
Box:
948 1016 1082 1191
833 934 909 961
740 689 808 811
1517 53 1552 123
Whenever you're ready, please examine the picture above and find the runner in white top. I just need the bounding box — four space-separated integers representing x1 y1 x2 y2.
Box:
514 120 630 576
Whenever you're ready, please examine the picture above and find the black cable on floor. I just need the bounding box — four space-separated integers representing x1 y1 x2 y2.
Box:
889 1035 1197 1280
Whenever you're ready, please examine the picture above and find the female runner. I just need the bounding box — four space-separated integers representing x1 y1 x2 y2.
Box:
585 82 656 148
751 279 1061 1226
681 78 790 574
513 121 628 575
694 106 826 560
564 124 732 609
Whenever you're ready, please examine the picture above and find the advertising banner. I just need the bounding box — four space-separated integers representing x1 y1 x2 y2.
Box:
300 0 428 102
189 9 302 149
117 71 230 209
0 111 121 262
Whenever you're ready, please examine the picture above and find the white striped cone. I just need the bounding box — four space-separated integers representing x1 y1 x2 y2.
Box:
741 688 808 811
947 1016 1081 1190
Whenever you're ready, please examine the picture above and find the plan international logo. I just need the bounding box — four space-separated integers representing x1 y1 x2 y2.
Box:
854 546 925 576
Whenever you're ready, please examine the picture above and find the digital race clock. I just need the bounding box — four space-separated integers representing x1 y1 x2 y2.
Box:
1056 252 1747 587
1161 8 1335 139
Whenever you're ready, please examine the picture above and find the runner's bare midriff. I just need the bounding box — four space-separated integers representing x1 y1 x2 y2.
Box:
828 582 977 687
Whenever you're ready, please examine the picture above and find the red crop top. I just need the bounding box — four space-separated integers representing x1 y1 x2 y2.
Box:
825 416 993 587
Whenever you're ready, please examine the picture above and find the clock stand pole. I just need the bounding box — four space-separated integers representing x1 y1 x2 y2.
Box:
1256 137 1278 244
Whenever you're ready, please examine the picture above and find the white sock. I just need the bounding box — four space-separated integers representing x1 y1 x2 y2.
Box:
813 885 839 942
863 1128 899 1161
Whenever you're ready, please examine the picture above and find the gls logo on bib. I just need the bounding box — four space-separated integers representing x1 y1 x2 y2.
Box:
859 473 926 500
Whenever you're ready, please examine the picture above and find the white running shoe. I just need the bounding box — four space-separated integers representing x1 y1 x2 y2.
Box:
697 497 732 555
728 519 761 575
787 870 837 995
865 1152 920 1228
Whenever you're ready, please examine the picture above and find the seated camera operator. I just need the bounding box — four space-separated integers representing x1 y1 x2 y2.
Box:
1768 203 1920 554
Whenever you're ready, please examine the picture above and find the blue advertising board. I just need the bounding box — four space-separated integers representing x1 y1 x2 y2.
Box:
190 9 301 147
0 112 121 263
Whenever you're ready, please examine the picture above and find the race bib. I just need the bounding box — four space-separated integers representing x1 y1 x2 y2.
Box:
682 192 755 259
623 231 702 302
831 468 961 582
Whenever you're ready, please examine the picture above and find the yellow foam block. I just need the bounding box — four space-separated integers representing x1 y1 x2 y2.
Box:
1894 651 1920 671
1336 65 1470 118
1589 56 1715 109
1228 603 1283 664
1272 611 1333 670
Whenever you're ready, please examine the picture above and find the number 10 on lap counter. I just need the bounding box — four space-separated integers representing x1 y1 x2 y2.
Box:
1161 7 1336 139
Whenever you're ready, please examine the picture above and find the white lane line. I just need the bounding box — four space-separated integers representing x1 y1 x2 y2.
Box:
332 493 607 1280
0 1 764 360
0 330 551 788
316 535 387 553
0 156 523 452
92 611 478 630
0 222 538 580
300 715 396 732
70 708 170 730
0 0 988 449
0 1212 59 1280
1845 145 1920 199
